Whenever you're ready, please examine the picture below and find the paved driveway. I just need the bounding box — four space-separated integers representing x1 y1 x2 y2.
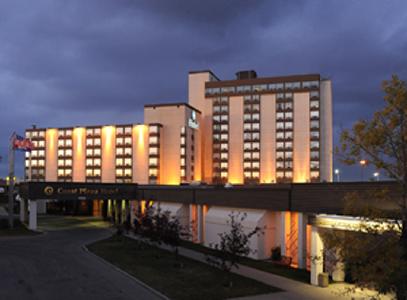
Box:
0 216 162 300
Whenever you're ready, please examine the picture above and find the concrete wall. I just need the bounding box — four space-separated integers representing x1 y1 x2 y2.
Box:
101 126 116 183
260 94 276 183
72 127 86 182
228 96 244 184
293 92 310 182
45 129 58 181
320 80 333 182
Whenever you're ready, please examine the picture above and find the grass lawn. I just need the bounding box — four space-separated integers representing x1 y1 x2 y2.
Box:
88 236 282 300
38 215 110 230
180 240 310 284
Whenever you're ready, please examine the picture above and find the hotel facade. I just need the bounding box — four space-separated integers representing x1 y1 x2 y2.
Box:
25 70 332 186
24 70 338 285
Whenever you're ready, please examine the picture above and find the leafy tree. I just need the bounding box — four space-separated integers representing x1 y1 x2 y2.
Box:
332 75 407 299
135 202 189 262
207 212 262 287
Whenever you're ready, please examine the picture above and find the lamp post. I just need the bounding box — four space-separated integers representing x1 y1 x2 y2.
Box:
359 159 367 181
373 172 380 181
334 169 340 182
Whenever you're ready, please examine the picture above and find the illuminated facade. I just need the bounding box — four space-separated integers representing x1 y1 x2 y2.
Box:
25 70 332 185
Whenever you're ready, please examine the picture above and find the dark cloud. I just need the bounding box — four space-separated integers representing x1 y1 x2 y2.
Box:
0 0 406 180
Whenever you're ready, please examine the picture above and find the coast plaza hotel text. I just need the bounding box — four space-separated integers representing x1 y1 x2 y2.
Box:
24 70 340 284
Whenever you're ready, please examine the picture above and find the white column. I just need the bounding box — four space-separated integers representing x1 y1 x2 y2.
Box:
310 225 324 285
280 212 286 256
189 204 197 242
297 213 307 269
19 197 26 223
28 200 37 231
197 205 203 243
332 250 345 282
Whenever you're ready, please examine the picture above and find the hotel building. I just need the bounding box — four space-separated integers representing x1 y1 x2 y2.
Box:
25 69 332 185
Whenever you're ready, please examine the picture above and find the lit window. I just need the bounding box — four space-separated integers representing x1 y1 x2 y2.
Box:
94 159 101 166
149 147 158 155
149 158 158 166
124 158 132 166
94 139 101 146
149 126 158 134
116 158 123 166
94 149 101 156
116 127 124 135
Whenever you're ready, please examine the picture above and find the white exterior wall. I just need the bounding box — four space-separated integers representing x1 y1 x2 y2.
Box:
320 79 333 182
204 206 277 259
154 201 190 228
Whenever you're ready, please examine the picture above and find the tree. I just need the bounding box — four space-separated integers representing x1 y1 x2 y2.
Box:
135 202 189 262
207 212 262 287
332 75 407 299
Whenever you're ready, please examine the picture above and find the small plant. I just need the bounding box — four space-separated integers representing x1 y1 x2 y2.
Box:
271 246 282 261
206 212 262 287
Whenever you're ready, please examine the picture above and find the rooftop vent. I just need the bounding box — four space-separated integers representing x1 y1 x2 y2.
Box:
236 70 257 80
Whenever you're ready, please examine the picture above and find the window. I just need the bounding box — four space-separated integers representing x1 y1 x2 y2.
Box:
311 141 320 149
116 158 123 166
310 101 319 109
310 91 319 98
149 158 158 166
311 120 319 129
311 111 319 119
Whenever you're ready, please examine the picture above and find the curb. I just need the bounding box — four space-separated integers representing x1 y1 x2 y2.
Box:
82 237 170 300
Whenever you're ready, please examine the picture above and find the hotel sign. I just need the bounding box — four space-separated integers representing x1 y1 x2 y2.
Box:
188 110 199 129
22 182 138 201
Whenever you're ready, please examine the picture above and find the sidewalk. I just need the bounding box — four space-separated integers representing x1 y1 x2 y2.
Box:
124 233 392 300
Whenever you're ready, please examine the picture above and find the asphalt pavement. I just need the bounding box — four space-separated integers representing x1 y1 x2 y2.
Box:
0 216 162 300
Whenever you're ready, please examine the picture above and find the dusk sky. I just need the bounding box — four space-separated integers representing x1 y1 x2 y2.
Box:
0 0 406 180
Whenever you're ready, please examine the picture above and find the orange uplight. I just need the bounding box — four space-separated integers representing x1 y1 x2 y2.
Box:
74 127 85 154
103 126 115 150
136 124 147 146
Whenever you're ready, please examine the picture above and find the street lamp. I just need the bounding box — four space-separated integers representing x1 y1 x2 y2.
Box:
373 172 380 181
334 169 340 182
359 159 367 181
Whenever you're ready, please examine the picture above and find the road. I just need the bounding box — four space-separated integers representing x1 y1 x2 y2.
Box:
0 216 162 300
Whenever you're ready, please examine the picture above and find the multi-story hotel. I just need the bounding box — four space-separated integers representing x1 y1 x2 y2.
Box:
25 70 332 185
